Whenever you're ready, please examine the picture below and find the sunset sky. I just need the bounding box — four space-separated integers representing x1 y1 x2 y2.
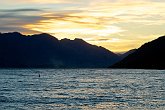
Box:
0 0 165 52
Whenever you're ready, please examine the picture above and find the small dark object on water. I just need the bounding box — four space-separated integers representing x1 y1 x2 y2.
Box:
39 74 40 77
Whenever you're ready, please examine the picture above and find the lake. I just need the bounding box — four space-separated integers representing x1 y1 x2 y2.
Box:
0 69 165 110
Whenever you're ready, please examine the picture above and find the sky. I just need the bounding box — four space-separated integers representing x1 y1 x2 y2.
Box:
0 0 165 52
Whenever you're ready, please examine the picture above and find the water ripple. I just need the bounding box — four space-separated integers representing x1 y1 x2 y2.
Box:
0 69 165 110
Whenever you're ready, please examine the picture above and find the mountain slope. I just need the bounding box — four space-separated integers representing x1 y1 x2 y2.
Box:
0 32 120 68
118 49 137 59
110 35 165 69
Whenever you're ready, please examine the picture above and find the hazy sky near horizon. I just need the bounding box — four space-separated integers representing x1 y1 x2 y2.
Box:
0 0 165 52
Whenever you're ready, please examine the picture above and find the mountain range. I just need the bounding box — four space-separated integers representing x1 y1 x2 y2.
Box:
0 32 123 68
1 32 164 69
111 35 165 69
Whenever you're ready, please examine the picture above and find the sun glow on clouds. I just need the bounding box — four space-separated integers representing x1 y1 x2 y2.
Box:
1 0 165 52
24 11 125 39
25 24 124 38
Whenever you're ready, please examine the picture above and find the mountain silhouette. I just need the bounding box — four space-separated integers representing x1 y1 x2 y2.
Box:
118 49 137 59
110 35 165 69
0 32 121 68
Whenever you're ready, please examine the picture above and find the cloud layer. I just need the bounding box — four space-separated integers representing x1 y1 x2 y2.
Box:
0 0 165 52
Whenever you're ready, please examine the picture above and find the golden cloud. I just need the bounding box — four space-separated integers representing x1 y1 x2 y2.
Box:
1 0 165 52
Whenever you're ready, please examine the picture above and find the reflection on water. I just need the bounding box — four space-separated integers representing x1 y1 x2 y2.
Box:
0 69 165 110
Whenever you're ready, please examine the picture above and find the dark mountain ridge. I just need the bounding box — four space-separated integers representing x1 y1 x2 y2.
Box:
0 32 120 68
117 49 137 59
111 35 165 69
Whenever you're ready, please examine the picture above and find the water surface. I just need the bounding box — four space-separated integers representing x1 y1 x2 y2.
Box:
0 69 165 110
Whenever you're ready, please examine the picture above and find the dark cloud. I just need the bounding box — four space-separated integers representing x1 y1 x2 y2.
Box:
0 8 43 12
87 38 110 42
98 38 110 41
0 13 47 24
0 8 46 25
0 8 46 33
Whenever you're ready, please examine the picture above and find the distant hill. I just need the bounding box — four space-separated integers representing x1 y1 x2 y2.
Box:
110 35 165 69
118 49 137 59
0 32 121 68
